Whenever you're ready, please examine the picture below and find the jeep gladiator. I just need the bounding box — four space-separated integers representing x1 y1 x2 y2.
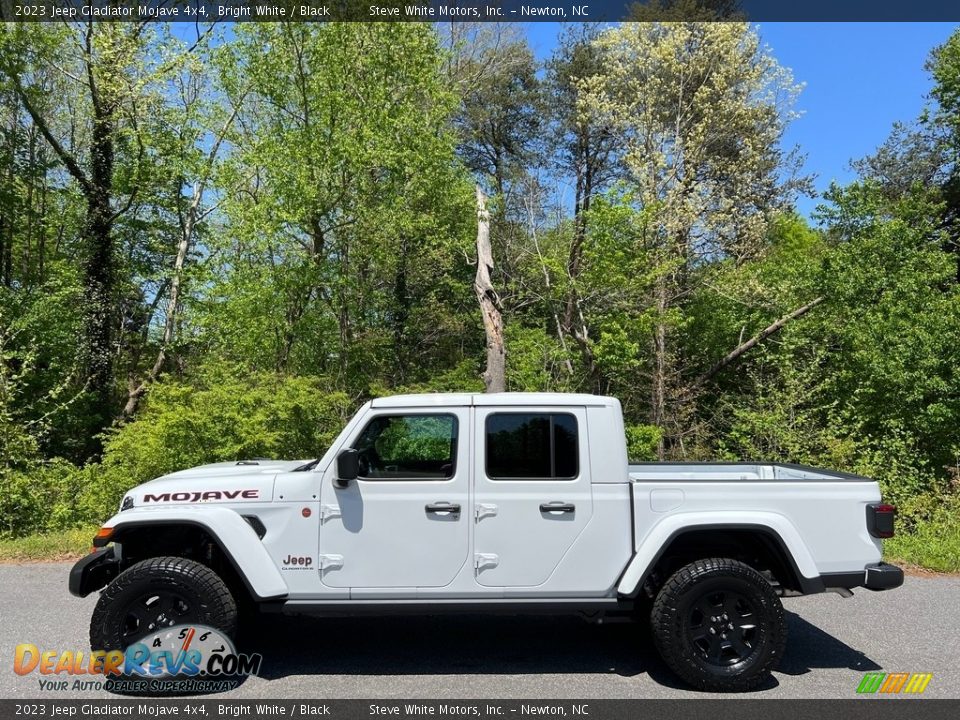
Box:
69 393 903 691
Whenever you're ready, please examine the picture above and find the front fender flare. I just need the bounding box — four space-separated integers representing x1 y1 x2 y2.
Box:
100 506 288 600
616 511 820 596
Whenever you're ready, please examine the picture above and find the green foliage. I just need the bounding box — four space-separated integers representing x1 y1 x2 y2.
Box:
0 525 98 562
626 425 663 462
571 194 659 404
886 494 960 573
4 24 960 570
83 364 353 521
200 23 476 388
375 360 485 396
1 363 356 538
0 461 88 538
505 323 575 392
704 187 960 527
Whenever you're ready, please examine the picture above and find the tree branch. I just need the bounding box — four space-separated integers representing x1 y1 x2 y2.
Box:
691 296 825 390
11 78 90 193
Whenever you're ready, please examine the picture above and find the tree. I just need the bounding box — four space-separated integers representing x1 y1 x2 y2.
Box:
201 23 474 389
715 188 960 506
122 32 248 418
1 24 141 441
453 36 541 203
852 30 960 281
581 22 806 456
850 121 951 200
0 22 214 446
545 25 621 383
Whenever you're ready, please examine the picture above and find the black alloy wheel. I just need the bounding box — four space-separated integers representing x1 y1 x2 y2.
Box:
120 589 199 645
650 557 787 692
685 588 758 666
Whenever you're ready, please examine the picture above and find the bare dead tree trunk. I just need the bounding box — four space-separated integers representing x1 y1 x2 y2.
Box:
474 186 505 393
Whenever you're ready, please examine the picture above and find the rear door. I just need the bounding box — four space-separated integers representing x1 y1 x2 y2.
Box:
473 406 592 587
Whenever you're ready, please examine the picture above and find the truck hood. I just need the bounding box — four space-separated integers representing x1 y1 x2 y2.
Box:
157 459 308 481
125 459 309 508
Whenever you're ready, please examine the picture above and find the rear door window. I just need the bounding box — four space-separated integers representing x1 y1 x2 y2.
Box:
485 413 578 480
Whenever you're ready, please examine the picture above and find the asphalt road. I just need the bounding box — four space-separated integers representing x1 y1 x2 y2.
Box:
1 563 958 699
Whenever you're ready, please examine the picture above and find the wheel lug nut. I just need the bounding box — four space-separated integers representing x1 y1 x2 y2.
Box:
710 616 717 622
728 623 734 630
709 627 717 635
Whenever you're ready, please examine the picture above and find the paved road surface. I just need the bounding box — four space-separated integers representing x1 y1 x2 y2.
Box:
1 563 957 699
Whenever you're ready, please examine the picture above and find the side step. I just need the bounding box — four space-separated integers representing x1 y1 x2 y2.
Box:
264 597 633 617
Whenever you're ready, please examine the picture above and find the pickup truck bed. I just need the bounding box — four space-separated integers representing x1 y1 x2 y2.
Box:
628 461 867 482
623 462 893 596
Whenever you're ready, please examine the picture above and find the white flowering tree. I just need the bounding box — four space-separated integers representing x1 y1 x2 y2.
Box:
581 22 807 456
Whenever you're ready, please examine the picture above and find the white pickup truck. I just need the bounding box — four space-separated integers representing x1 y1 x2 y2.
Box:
70 393 903 691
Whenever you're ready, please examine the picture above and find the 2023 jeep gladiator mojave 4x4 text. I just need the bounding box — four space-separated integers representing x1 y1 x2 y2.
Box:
70 393 903 691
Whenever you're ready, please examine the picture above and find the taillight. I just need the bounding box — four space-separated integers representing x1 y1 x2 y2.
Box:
867 503 896 538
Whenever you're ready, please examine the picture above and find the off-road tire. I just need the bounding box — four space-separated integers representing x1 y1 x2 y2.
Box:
90 556 237 652
650 558 787 692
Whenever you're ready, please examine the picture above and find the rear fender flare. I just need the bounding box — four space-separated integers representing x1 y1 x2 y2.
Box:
616 511 819 596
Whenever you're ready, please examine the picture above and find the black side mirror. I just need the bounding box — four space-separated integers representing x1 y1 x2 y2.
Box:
335 449 359 488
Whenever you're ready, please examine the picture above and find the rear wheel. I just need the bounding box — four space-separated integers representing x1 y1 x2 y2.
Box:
650 558 786 692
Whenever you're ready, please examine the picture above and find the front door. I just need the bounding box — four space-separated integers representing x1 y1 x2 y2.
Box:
473 407 593 587
319 409 470 588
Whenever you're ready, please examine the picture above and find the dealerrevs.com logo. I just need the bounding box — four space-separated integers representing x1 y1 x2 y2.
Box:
856 672 933 695
14 625 262 695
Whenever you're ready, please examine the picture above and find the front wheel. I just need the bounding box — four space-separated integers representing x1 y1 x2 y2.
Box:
650 558 786 692
90 556 237 653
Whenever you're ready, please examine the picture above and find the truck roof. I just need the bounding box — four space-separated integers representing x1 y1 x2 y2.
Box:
369 392 620 409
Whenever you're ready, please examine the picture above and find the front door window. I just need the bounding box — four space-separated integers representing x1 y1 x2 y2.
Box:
353 414 458 480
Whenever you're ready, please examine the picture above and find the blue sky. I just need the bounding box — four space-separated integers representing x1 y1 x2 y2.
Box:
527 22 958 217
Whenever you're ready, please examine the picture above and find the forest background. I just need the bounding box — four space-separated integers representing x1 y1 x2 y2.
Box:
1 15 959 570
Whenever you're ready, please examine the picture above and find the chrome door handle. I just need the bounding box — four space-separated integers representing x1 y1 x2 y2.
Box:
426 502 461 515
540 502 575 513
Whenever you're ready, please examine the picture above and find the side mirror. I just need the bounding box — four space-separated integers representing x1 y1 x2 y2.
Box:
335 449 359 488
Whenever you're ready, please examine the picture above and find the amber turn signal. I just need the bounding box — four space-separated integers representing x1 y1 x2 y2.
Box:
92 526 114 548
